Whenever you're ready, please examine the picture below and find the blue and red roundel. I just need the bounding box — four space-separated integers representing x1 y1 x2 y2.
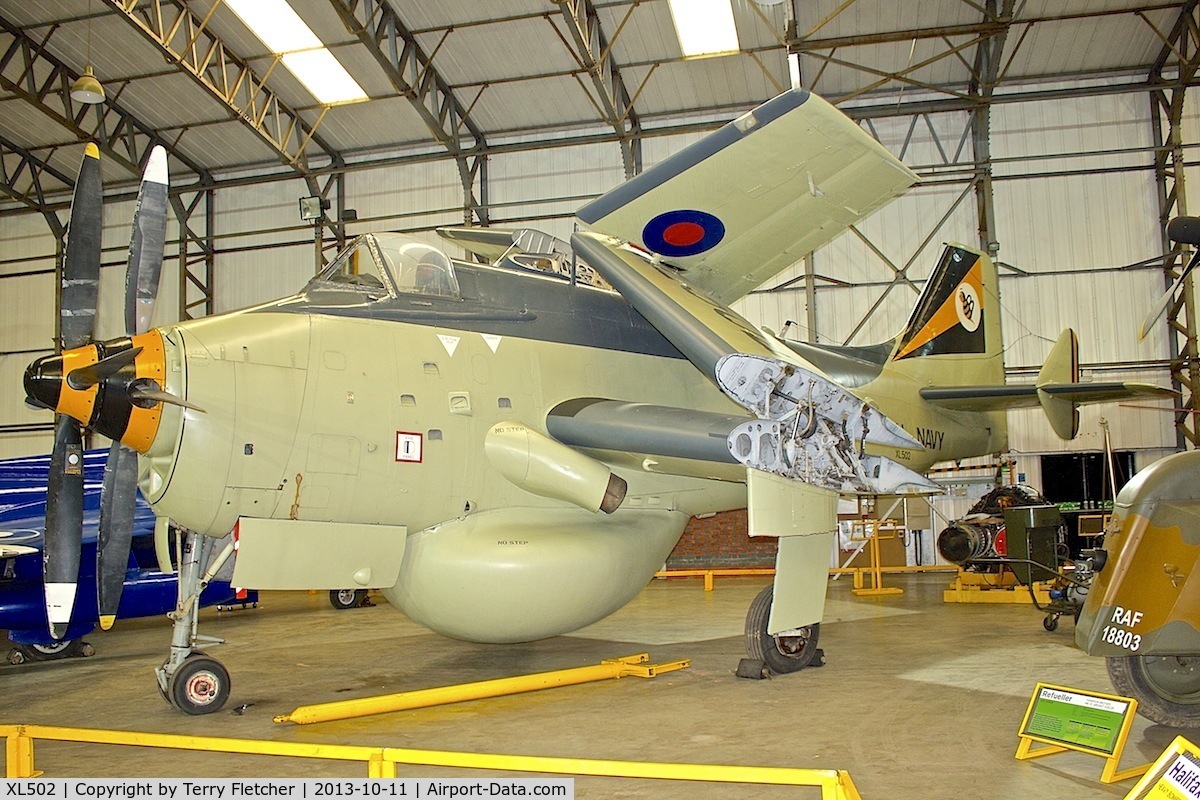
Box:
642 210 725 258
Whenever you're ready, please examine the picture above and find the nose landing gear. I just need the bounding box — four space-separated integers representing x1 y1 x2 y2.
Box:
155 527 235 715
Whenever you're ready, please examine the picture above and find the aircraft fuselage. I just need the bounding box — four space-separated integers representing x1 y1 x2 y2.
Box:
15 233 1006 644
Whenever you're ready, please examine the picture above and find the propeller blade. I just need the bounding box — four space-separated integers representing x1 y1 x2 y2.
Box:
1140 247 1200 341
61 144 103 350
66 346 142 390
1140 278 1185 341
126 145 169 336
129 384 206 413
44 414 84 639
97 442 138 630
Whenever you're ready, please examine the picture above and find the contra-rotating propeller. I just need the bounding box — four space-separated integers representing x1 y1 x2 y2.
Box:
30 143 169 639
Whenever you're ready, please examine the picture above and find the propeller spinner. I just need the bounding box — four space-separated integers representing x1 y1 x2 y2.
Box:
24 144 172 638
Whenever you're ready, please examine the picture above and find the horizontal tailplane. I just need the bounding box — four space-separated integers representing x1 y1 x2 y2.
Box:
921 328 1174 439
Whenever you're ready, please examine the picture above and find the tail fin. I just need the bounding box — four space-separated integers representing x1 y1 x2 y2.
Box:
886 244 1004 386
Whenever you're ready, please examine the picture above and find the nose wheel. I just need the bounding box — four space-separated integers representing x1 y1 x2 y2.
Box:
166 654 231 715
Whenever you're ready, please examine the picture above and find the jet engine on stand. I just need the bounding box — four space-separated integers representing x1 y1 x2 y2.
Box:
936 485 1097 630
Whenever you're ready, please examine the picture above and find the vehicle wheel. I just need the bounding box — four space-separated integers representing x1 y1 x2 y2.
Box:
168 655 231 715
745 585 822 674
1108 655 1200 727
329 589 368 610
1043 615 1059 632
14 639 87 662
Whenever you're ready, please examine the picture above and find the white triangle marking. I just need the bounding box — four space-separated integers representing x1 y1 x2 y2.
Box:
438 334 460 357
482 334 502 353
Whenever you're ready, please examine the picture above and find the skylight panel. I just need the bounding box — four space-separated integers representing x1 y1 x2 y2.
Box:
224 0 321 54
225 0 368 105
283 50 369 105
667 0 741 58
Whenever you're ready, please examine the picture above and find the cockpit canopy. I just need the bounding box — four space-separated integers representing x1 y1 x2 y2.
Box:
306 233 460 300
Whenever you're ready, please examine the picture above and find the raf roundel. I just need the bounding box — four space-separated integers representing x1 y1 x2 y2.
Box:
642 210 726 258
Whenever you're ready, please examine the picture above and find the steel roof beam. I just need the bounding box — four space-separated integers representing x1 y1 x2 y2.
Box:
553 0 642 178
328 0 488 224
0 13 210 184
0 133 74 225
104 0 341 181
967 0 1014 259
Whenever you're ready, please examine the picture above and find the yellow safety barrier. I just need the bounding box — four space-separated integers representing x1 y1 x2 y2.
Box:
0 724 864 799
377 747 864 795
655 565 955 592
654 567 776 591
1 724 395 778
276 654 690 725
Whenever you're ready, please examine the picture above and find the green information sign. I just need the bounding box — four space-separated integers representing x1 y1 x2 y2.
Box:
1021 684 1131 756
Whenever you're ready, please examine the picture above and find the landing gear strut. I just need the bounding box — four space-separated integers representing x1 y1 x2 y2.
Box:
155 527 235 714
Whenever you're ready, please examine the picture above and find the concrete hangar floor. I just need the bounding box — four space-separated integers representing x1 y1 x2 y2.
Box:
1 573 1186 798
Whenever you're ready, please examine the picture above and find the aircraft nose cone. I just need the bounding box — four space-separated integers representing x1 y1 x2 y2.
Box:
24 354 64 411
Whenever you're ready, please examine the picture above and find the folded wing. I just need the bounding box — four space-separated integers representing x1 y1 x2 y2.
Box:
577 89 918 304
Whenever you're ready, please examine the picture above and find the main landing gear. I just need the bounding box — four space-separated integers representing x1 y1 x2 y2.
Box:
741 585 824 677
155 528 235 715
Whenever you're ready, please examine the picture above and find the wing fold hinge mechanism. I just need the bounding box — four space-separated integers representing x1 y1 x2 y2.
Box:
716 353 938 495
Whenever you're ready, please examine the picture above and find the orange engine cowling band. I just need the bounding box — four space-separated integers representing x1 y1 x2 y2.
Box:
41 330 167 454
54 344 101 426
122 330 166 452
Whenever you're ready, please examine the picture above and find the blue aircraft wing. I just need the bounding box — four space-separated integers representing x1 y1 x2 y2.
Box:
0 450 251 648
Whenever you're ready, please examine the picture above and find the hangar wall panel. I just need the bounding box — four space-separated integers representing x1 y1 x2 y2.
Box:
486 142 627 243
349 160 465 237
211 179 316 314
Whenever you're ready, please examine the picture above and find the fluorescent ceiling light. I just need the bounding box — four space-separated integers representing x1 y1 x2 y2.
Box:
283 50 369 105
667 0 740 58
224 0 368 105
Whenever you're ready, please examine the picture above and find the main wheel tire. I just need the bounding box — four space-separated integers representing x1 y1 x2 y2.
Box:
14 639 87 662
329 589 368 610
1108 655 1200 727
169 655 231 715
745 585 821 674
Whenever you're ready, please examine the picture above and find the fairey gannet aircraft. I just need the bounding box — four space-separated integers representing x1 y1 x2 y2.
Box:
23 88 1168 713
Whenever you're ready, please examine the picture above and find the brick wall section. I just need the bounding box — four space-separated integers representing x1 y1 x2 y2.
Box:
666 510 779 569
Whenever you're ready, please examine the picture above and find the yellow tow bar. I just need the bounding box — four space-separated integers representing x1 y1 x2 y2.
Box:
275 653 689 725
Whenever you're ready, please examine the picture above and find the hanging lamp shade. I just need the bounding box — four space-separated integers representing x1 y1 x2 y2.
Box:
71 66 105 104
